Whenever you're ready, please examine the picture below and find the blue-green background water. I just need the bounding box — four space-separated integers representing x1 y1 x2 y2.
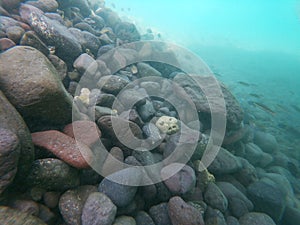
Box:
106 0 300 151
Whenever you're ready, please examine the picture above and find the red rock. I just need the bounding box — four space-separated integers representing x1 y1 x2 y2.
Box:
32 130 93 169
0 38 16 51
63 120 101 147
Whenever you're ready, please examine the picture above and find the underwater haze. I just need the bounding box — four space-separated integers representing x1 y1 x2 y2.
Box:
108 0 300 149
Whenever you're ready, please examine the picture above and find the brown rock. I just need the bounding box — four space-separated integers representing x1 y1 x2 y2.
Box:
97 115 143 150
0 0 23 10
0 206 46 225
0 46 77 131
0 91 34 185
32 130 93 169
0 128 20 195
5 26 25 44
63 120 101 147
168 196 205 225
0 38 16 51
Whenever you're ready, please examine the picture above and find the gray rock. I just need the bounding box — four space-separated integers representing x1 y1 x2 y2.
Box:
204 182 228 213
168 196 205 225
234 158 258 187
73 53 96 74
205 207 227 225
97 116 143 150
149 202 172 225
161 164 196 195
5 26 25 44
0 206 46 225
69 28 100 55
244 143 273 167
19 4 82 64
98 167 141 207
114 21 140 42
239 212 276 225
137 63 162 78
43 191 60 209
38 204 57 225
26 158 80 191
208 147 242 175
26 0 58 12
97 75 130 95
282 206 300 225
96 93 116 108
0 91 34 185
113 216 136 225
226 216 240 225
135 211 155 225
253 131 278 153
20 31 50 56
0 46 76 131
137 100 156 122
217 182 253 218
59 185 98 225
0 128 20 195
174 74 243 129
48 54 67 80
82 192 117 225
247 178 286 223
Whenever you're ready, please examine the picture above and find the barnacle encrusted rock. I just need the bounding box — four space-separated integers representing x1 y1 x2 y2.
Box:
155 116 179 135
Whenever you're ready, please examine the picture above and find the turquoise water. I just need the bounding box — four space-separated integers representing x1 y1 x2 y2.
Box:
107 0 300 150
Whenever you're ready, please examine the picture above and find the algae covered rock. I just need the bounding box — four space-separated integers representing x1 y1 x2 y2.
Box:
0 46 76 131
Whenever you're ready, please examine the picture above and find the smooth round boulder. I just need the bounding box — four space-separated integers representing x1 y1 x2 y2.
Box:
239 212 276 225
0 46 77 131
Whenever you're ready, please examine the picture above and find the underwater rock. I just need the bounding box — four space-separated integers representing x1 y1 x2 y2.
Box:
8 199 40 217
59 185 98 225
137 62 162 78
0 0 23 11
97 75 130 95
63 120 101 147
73 52 96 74
20 31 50 56
0 206 46 225
26 158 80 191
217 182 253 218
19 3 82 64
26 0 59 13
5 26 25 44
32 130 94 169
208 147 242 175
98 167 142 207
68 28 100 55
0 91 34 186
56 0 91 17
204 182 228 213
0 15 30 32
0 46 75 131
114 21 141 43
0 128 20 195
81 192 117 225
226 216 240 225
0 38 16 51
253 131 278 153
174 74 243 130
161 165 196 195
239 212 276 225
204 207 227 225
149 202 172 225
247 178 286 223
48 54 67 80
135 211 155 225
113 216 136 225
137 99 156 122
234 158 258 187
96 8 121 28
168 196 205 225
